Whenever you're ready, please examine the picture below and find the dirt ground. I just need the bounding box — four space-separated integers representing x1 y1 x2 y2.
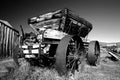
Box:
0 48 120 80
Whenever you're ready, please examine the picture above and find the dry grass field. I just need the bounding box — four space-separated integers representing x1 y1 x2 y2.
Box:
0 48 120 80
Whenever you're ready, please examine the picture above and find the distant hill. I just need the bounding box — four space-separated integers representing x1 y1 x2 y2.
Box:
116 42 120 47
99 42 120 47
99 42 107 46
85 39 120 47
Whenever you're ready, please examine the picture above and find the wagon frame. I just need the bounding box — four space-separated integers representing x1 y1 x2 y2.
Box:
16 8 100 75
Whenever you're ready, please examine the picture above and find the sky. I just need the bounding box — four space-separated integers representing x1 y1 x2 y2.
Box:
0 0 120 42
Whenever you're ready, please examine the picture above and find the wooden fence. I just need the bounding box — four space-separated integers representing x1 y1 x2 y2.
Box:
0 20 20 59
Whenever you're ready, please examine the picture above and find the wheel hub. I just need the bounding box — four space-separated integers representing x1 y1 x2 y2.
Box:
73 53 79 60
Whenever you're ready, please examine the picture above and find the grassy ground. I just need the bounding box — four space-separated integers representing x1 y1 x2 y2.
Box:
1 48 120 80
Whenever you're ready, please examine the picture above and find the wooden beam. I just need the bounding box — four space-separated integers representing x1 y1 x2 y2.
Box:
108 51 120 60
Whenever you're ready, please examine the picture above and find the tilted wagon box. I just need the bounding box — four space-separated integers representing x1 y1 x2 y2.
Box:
18 8 100 75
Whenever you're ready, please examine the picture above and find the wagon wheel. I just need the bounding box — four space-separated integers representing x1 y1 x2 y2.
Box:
87 41 100 65
55 35 84 75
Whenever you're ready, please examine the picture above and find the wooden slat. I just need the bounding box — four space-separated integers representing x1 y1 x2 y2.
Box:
0 24 3 58
108 51 120 60
6 28 10 57
8 29 12 57
11 30 13 57
2 24 5 58
4 26 7 57
7 29 10 57
0 23 2 57
0 23 1 41
5 26 7 57
0 24 4 58
9 30 12 57
3 26 5 57
11 31 14 57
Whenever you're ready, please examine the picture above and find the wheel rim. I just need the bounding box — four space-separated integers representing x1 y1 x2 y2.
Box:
55 35 84 75
95 42 100 65
87 41 100 65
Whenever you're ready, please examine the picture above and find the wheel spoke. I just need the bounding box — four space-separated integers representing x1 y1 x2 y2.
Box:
66 37 82 73
71 60 76 71
66 59 75 67
68 47 73 54
67 55 74 58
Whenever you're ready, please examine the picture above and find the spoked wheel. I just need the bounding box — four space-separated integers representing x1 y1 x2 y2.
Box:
87 41 100 66
55 35 84 75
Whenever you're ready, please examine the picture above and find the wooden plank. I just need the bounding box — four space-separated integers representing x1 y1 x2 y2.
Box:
0 23 2 57
6 28 10 57
4 26 7 58
9 30 12 57
2 24 5 58
10 30 13 57
0 24 3 58
7 29 10 56
11 31 14 57
0 24 4 58
0 23 1 41
3 25 5 58
108 51 120 60
5 27 7 57
8 29 11 57
5 27 8 57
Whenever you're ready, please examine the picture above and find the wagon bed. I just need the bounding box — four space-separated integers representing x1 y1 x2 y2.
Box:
28 8 92 38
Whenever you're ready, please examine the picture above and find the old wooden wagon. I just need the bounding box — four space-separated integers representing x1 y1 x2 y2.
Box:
17 8 100 75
